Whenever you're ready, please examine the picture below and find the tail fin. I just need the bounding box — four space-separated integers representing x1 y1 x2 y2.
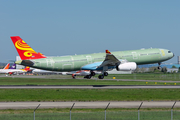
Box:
10 36 46 60
3 63 10 69
9 63 16 69
24 66 30 71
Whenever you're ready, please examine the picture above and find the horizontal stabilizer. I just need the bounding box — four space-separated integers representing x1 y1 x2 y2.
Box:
15 60 34 67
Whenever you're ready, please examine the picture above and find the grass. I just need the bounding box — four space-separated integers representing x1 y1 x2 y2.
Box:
0 73 180 85
0 89 180 102
0 108 180 120
106 73 180 80
0 73 179 102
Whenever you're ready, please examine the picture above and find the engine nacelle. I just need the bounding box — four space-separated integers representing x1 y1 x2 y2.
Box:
116 62 137 71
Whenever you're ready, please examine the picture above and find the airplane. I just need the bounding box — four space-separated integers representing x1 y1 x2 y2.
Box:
0 63 30 75
11 36 174 79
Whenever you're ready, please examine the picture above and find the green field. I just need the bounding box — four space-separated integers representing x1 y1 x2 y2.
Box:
0 108 180 120
0 88 180 102
0 73 180 85
0 73 180 102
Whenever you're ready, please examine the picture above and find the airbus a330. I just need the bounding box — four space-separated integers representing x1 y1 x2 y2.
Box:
11 36 174 79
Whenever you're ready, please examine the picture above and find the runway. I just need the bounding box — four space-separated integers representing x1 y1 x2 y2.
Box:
0 101 179 109
0 85 180 89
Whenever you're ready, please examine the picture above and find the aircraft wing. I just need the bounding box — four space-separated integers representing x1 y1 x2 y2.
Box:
81 50 120 71
97 50 120 69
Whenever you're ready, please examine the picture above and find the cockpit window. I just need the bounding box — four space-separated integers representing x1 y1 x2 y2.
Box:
168 51 171 53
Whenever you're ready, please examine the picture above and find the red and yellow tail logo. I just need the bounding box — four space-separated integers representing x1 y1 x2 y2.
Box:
24 66 30 71
11 36 46 60
4 63 10 69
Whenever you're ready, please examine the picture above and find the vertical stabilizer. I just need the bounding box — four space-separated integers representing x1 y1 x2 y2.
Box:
9 64 16 69
10 36 46 60
3 63 10 69
24 66 30 71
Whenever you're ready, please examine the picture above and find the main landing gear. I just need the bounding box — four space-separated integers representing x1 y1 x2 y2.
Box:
98 72 108 79
83 71 108 79
84 75 92 79
84 71 95 79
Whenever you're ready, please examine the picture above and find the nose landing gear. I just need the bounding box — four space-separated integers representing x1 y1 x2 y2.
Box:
158 62 161 69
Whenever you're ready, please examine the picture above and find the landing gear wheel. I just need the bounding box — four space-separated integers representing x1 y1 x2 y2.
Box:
87 75 92 79
84 75 92 79
98 75 104 79
91 72 95 76
104 72 108 76
158 66 161 69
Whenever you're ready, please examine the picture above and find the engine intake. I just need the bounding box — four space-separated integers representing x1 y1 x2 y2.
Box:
116 62 137 71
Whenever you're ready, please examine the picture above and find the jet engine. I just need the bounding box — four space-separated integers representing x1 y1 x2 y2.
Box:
116 62 137 71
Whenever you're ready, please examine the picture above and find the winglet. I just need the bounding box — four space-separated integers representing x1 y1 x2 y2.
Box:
106 50 111 54
3 63 10 69
10 36 46 60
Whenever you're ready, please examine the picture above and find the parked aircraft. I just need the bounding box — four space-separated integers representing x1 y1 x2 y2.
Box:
0 63 10 70
0 63 30 75
11 36 174 79
9 63 16 69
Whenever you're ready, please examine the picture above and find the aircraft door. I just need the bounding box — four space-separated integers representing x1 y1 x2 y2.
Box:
132 52 138 59
86 56 92 64
46 59 54 68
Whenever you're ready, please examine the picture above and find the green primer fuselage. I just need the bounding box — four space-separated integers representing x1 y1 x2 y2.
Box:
24 48 173 72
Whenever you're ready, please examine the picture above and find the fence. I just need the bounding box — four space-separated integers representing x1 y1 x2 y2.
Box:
0 102 179 120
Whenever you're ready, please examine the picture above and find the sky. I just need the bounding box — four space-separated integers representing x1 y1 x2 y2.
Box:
0 0 180 63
